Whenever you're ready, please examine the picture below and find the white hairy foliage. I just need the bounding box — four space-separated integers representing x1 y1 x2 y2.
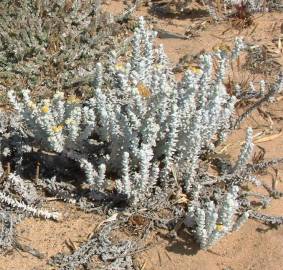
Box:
224 0 268 12
191 186 249 249
233 127 254 173
0 191 60 220
8 17 244 205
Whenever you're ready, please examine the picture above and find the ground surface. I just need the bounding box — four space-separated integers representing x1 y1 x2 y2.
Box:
0 1 283 270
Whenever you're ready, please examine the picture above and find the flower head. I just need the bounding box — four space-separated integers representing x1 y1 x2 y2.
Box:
154 63 163 69
41 105 49 113
115 63 125 72
52 125 63 133
215 224 224 232
54 91 64 100
188 65 202 75
65 118 75 125
28 101 36 110
67 95 81 104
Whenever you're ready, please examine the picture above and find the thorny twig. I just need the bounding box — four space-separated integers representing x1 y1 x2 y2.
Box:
249 211 283 225
50 221 140 270
247 158 283 173
0 211 14 252
233 72 283 129
262 182 283 198
14 240 45 259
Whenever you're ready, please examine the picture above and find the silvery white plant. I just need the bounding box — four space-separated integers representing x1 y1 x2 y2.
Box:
232 127 254 174
0 191 60 220
8 17 246 205
224 0 268 13
80 159 107 191
187 186 249 249
7 173 39 204
221 127 261 186
7 89 89 153
0 167 60 220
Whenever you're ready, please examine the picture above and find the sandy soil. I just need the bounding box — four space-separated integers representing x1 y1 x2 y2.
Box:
0 1 283 270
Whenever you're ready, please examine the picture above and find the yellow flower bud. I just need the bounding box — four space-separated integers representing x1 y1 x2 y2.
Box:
67 95 80 104
65 118 73 125
188 65 202 75
115 63 125 71
215 224 224 232
52 125 63 133
28 101 36 110
41 105 49 113
154 64 162 69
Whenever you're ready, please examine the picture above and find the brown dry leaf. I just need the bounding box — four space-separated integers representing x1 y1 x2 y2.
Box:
249 23 258 36
157 249 162 266
137 82 151 97
276 96 283 102
216 0 221 13
173 189 189 205
252 145 266 164
212 43 231 53
218 143 233 154
140 261 147 270
65 238 77 252
64 0 73 12
278 38 282 52
164 250 173 262
257 108 274 127
89 213 119 238
129 214 150 227
175 195 189 204
254 131 282 144
272 167 279 189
